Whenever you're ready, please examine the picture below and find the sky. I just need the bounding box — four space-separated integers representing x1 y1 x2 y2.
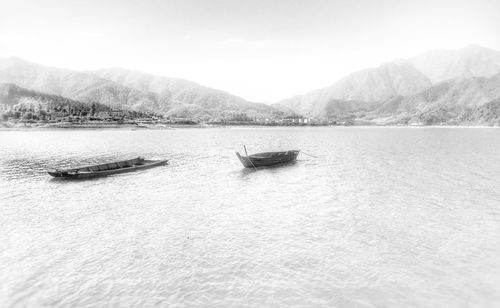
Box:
1 0 500 102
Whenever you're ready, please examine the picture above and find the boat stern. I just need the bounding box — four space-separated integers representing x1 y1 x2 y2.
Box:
47 170 63 177
235 152 253 168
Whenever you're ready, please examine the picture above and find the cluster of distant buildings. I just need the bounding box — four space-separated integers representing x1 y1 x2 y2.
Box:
215 117 355 126
261 118 311 125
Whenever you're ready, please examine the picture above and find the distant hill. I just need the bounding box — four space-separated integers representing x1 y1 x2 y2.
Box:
92 68 285 119
276 45 500 125
0 83 106 110
409 45 500 83
0 58 152 110
0 58 287 121
3 45 500 125
0 82 121 123
375 73 500 113
463 98 500 125
275 62 432 117
368 73 500 125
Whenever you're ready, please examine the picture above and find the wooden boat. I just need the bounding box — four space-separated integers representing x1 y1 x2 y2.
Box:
236 147 300 168
47 157 168 179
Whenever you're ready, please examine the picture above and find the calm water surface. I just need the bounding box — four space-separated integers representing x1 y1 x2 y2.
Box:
1 127 500 307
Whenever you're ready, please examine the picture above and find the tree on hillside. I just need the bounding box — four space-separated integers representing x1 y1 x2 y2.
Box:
90 103 97 116
22 112 34 120
35 109 47 121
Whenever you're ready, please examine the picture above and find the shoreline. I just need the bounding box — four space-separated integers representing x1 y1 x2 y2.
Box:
1 122 499 131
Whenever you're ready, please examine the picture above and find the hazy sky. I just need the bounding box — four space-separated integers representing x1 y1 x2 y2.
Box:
1 0 499 102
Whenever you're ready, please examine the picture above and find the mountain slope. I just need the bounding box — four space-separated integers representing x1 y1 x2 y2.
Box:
0 57 155 110
464 98 500 125
276 45 500 124
370 73 500 124
275 62 431 117
375 73 500 114
0 82 110 113
92 68 283 118
409 45 500 83
0 58 286 120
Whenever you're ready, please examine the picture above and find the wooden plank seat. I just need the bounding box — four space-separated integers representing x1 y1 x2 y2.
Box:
107 163 118 169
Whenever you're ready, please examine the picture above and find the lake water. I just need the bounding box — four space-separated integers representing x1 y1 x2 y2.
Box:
1 127 500 307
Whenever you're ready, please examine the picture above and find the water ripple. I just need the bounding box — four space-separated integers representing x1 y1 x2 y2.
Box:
1 127 500 307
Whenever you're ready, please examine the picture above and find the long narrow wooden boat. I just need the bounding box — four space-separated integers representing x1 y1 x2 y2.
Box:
47 157 168 179
236 149 300 168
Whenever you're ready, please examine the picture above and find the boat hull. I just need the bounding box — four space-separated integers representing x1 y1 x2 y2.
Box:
48 158 168 178
236 150 299 168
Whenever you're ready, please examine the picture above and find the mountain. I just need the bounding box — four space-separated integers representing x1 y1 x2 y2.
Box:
0 58 286 120
3 45 500 125
409 45 500 83
375 73 500 113
276 45 500 125
0 82 115 121
369 73 500 124
0 83 87 107
463 98 500 125
275 62 432 117
0 57 153 110
91 68 284 119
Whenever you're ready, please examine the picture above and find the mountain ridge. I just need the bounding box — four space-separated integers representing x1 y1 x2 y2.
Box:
2 45 500 125
275 45 500 125
0 57 287 121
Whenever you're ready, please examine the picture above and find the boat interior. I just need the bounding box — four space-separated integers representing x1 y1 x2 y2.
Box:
66 157 145 173
249 151 298 159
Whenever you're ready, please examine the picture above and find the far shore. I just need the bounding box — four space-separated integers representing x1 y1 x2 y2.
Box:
1 121 498 131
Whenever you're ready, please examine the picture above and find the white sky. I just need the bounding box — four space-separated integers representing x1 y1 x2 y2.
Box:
1 0 499 102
